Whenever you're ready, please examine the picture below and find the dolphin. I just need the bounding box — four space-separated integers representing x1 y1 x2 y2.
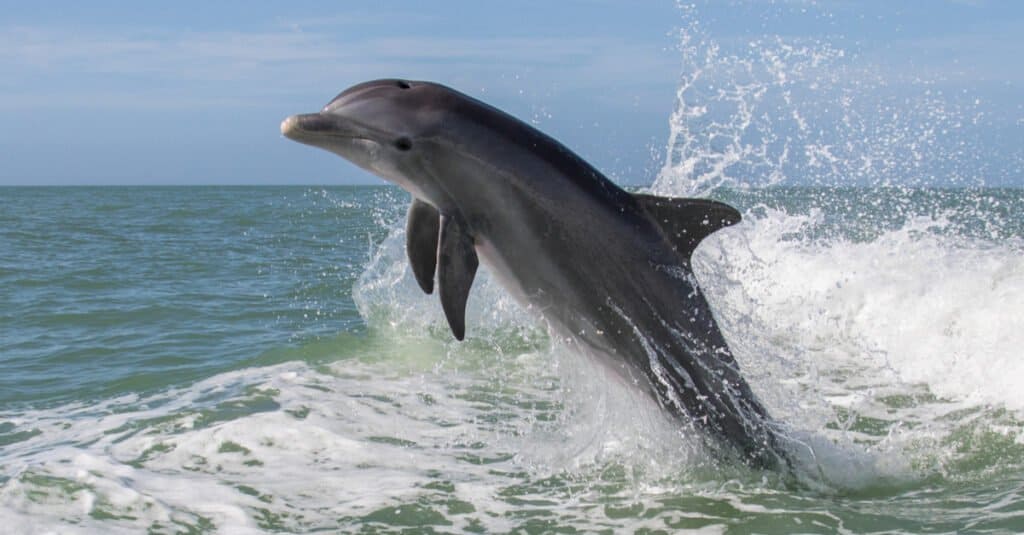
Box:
281 79 790 469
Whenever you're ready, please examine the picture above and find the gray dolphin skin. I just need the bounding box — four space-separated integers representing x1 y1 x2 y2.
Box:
281 79 790 469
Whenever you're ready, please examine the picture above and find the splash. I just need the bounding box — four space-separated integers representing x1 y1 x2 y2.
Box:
654 3 1000 196
652 2 1024 486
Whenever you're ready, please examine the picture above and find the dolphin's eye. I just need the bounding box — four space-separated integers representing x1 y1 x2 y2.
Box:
396 80 411 89
394 137 412 151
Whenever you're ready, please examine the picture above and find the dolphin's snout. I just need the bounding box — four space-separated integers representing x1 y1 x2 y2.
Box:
280 115 301 139
280 113 345 141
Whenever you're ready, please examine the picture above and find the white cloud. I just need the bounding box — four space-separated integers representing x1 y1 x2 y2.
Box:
275 11 441 32
0 25 677 109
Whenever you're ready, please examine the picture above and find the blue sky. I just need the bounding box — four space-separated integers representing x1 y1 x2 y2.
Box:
0 1 1021 186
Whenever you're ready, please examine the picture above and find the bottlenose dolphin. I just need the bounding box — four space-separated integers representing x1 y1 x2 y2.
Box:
281 79 789 468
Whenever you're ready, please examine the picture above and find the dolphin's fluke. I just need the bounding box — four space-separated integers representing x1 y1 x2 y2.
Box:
406 198 441 294
437 214 478 340
633 194 742 261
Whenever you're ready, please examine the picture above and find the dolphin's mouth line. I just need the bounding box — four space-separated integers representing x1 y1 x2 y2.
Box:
295 132 376 143
280 114 381 145
283 127 377 145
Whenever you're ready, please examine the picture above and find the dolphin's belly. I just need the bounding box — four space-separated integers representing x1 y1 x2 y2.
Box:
477 234 660 396
475 230 672 375
473 238 532 308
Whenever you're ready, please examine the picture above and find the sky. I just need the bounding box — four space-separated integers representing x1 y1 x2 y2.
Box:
0 1 1021 186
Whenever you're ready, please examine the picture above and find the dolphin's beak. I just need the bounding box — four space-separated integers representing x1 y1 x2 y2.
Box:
280 115 303 139
280 113 342 142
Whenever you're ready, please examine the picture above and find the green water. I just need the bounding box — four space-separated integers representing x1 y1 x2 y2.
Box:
2 186 1023 533
1 186 398 408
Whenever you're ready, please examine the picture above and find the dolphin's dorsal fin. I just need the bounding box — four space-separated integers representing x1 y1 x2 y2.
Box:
437 214 478 340
633 194 742 261
406 198 440 294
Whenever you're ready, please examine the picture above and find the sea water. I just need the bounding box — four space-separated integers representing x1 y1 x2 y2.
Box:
3 5 1024 534
2 184 1022 533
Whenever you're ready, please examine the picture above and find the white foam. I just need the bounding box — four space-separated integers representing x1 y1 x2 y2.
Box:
699 209 1024 410
0 341 712 532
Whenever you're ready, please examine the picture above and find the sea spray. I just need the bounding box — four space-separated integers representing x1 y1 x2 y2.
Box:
653 2 1024 488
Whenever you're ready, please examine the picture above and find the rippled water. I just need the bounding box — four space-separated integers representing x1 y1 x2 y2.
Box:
2 185 1023 533
0 187 395 408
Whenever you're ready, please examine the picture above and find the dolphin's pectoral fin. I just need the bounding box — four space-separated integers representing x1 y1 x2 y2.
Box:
406 198 441 294
437 214 478 341
633 194 742 261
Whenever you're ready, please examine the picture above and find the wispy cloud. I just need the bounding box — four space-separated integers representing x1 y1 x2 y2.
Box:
275 11 441 32
1 27 343 77
0 25 675 110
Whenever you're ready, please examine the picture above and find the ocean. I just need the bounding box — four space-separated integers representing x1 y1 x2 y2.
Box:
2 184 1023 533
3 2 1024 530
